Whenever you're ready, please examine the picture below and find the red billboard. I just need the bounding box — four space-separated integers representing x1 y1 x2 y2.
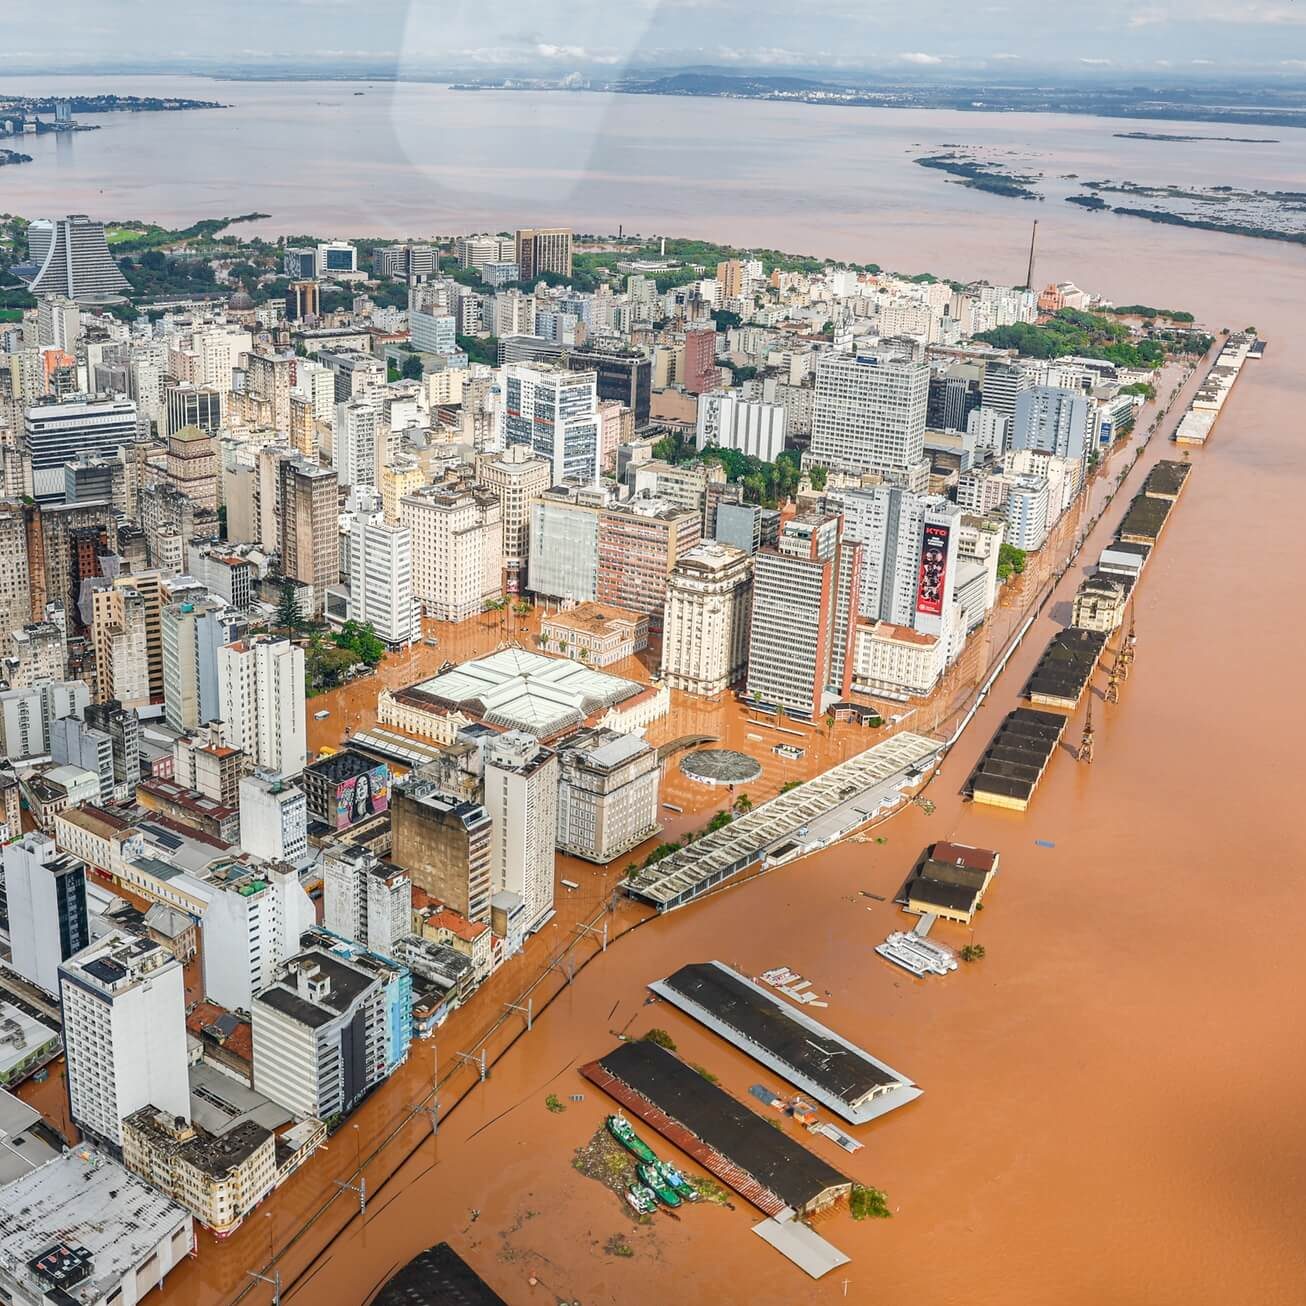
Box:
916 522 950 617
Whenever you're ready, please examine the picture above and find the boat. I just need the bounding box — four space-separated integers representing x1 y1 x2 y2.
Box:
626 1185 658 1215
658 1160 698 1201
637 1162 682 1207
606 1113 657 1163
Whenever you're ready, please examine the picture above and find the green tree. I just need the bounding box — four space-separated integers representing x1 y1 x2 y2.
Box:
274 582 301 638
733 793 753 814
401 353 424 380
996 544 1027 581
641 1028 677 1051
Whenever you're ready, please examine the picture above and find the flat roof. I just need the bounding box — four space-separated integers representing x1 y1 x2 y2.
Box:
0 1150 188 1304
373 1243 508 1306
188 1061 290 1138
652 962 921 1124
593 1040 849 1214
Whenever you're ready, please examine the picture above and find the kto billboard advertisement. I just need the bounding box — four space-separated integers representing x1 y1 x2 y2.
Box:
916 521 950 617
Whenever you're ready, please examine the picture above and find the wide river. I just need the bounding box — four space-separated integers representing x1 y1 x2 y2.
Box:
7 76 1306 1306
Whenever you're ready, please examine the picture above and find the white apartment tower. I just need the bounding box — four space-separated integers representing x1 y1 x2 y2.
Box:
323 845 411 958
238 773 308 864
347 500 418 648
59 931 190 1147
2 832 90 995
503 364 601 486
400 483 503 621
809 353 929 477
217 636 307 777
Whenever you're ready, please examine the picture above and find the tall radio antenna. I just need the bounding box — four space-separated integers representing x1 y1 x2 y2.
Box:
1024 220 1039 292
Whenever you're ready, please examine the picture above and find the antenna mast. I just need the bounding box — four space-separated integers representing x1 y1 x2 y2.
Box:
1024 220 1039 292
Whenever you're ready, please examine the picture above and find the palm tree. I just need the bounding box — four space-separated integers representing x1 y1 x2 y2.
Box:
733 792 752 814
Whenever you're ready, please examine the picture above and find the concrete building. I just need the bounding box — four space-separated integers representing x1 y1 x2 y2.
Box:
391 778 493 923
538 603 648 667
850 620 946 698
59 931 190 1147
745 514 860 720
346 498 417 649
660 542 753 697
1071 573 1128 633
555 728 660 864
2 832 90 996
199 863 315 1013
1012 384 1093 466
121 1105 276 1239
238 773 308 864
217 637 307 778
401 483 502 622
0 502 32 636
5 622 64 688
48 714 115 802
527 485 605 603
504 364 600 485
279 456 339 615
596 498 701 633
484 731 558 938
161 597 233 732
22 395 137 502
567 349 651 428
695 392 786 461
809 352 929 477
164 383 223 437
21 214 131 303
89 583 149 708
0 1148 193 1306
1003 474 1052 551
251 946 394 1120
682 327 718 396
514 227 573 281
334 390 384 491
0 680 89 761
173 724 244 807
323 845 411 958
475 445 552 594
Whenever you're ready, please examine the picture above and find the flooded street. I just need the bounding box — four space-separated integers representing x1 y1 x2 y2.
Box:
73 85 1305 1306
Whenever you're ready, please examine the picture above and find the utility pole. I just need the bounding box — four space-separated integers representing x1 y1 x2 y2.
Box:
246 1269 281 1305
1079 694 1095 764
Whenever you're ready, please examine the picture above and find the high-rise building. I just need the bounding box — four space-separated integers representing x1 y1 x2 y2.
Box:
250 946 395 1120
161 597 232 732
279 455 339 614
409 310 456 356
334 390 385 490
555 729 661 864
1003 474 1052 551
2 832 90 995
927 374 982 433
164 384 223 438
238 773 308 864
695 392 786 461
35 295 81 351
660 542 753 696
90 582 150 709
59 931 190 1147
0 503 32 636
682 327 718 396
323 845 411 958
198 863 314 1012
164 422 217 510
810 353 929 477
980 360 1033 420
346 498 417 648
372 243 436 279
22 396 137 502
504 364 600 485
391 778 493 923
48 714 116 803
5 622 64 688
217 636 307 777
0 680 90 761
745 513 861 719
83 698 142 793
22 215 131 303
526 485 605 603
475 445 552 594
1012 385 1094 465
284 280 320 322
483 732 557 939
566 348 652 427
514 227 573 281
400 482 502 622
316 241 357 275
596 498 701 633
284 247 317 279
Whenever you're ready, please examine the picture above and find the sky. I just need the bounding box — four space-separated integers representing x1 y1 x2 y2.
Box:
5 0 1306 78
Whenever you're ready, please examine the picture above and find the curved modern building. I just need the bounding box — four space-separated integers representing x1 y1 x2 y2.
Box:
21 215 131 304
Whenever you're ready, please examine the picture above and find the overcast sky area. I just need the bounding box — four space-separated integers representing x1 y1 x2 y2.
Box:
6 0 1306 78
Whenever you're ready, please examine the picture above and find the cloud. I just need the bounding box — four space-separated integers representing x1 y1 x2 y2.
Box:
897 52 943 65
1079 57 1114 65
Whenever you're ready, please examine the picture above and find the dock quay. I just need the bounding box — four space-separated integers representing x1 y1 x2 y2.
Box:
647 961 922 1125
623 732 941 912
1026 628 1109 709
1175 330 1256 446
969 708 1066 811
581 1040 851 1216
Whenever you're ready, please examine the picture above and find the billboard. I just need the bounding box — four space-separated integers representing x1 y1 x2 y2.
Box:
916 521 950 617
335 763 391 830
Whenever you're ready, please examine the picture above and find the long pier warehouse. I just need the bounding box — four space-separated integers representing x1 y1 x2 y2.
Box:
649 962 922 1125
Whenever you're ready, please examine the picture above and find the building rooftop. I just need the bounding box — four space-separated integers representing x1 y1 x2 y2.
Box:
373 1243 508 1306
254 948 378 1029
404 648 646 738
0 1003 60 1081
540 602 646 636
0 1088 59 1184
187 1061 290 1139
0 1149 189 1306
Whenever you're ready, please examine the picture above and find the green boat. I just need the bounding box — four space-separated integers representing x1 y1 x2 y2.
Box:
658 1160 698 1201
606 1113 657 1163
637 1161 683 1208
626 1184 658 1215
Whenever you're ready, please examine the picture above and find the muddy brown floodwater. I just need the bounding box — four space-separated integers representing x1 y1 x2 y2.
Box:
151 155 1306 1306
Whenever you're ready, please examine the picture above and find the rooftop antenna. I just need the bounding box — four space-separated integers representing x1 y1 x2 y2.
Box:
1024 220 1038 292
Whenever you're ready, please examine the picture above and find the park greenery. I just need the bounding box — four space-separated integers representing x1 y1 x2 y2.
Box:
641 1028 677 1051
850 1184 893 1220
1107 304 1195 323
456 333 499 366
650 429 817 509
975 308 1168 368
